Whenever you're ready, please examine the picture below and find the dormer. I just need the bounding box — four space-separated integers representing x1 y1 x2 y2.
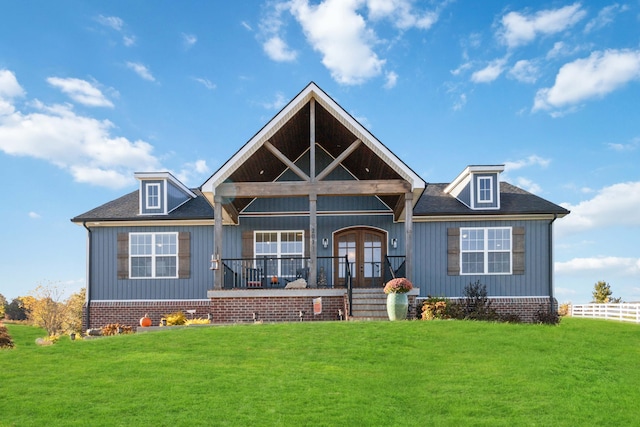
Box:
135 172 197 215
443 165 504 210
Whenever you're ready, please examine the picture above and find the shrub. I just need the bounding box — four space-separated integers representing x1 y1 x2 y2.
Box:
457 281 497 321
421 297 450 320
558 303 570 317
164 311 187 326
534 309 560 325
0 325 14 349
101 323 133 336
498 313 522 323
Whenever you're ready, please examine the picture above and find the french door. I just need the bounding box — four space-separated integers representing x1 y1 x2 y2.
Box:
334 227 386 288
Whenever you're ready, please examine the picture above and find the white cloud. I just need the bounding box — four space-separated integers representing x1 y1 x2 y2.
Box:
556 256 640 276
241 21 253 31
0 71 163 189
263 36 298 62
96 15 124 31
28 211 41 219
452 93 467 111
384 71 398 88
513 177 542 194
584 4 628 33
260 0 442 86
47 77 114 108
260 92 287 110
366 0 439 30
498 3 586 48
182 33 198 49
533 49 640 113
556 181 640 236
0 70 26 101
471 58 507 83
193 77 216 90
175 159 209 186
126 62 156 82
608 137 640 152
96 15 135 46
504 155 551 172
508 59 539 83
289 0 385 85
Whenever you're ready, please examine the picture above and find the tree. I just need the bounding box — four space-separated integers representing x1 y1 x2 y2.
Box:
5 298 28 320
64 288 86 333
23 283 68 336
591 280 621 303
0 293 6 319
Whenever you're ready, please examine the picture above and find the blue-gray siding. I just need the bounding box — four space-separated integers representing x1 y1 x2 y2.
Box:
167 181 190 212
89 225 213 300
88 216 553 301
140 180 165 214
413 219 552 297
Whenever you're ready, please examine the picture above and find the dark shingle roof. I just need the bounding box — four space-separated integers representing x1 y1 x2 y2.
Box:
414 182 570 217
71 189 214 223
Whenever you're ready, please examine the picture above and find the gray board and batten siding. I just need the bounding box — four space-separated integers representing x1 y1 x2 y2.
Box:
88 225 213 301
413 219 552 298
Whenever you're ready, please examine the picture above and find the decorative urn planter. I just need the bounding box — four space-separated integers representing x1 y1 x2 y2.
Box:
386 293 409 321
139 314 152 327
384 278 413 321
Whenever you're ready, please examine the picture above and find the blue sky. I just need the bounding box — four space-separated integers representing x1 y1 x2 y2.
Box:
1 1 639 304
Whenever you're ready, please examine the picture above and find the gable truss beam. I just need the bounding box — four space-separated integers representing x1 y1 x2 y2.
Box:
315 139 361 181
264 140 310 182
216 179 410 198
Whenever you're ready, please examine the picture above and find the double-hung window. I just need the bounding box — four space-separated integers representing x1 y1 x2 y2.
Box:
478 176 493 203
255 231 304 277
130 232 178 278
146 183 161 209
460 227 511 274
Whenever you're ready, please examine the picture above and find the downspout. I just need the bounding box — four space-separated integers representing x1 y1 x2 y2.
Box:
82 222 92 331
548 214 558 314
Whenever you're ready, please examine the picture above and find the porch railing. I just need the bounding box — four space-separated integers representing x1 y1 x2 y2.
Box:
220 256 345 289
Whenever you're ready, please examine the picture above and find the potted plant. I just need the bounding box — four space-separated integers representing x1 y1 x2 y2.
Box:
384 278 413 320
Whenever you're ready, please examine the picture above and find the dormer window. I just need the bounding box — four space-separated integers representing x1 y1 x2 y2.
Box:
146 183 161 209
478 176 493 203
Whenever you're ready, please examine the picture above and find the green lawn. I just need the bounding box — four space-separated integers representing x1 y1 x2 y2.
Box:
1 318 639 426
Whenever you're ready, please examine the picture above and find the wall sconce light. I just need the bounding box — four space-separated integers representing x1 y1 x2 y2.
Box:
391 238 397 249
322 238 329 249
209 254 219 270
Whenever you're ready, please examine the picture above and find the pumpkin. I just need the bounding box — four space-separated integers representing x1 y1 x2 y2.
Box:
139 314 152 327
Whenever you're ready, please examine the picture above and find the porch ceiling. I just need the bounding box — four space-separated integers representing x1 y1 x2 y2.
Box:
222 101 406 216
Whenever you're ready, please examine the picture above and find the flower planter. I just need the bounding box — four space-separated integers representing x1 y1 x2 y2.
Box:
386 292 409 321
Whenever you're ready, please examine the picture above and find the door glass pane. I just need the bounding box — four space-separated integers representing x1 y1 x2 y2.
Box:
363 235 382 278
338 237 356 278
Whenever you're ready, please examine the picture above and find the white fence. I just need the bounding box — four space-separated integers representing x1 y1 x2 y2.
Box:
570 303 640 323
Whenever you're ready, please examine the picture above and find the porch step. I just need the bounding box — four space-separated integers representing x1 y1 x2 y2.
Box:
349 289 388 320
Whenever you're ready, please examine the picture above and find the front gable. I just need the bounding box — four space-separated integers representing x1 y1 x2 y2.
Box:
201 82 425 223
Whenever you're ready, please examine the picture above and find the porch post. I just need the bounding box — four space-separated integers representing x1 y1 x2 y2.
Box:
214 194 223 290
308 98 317 288
404 192 413 282
309 192 317 288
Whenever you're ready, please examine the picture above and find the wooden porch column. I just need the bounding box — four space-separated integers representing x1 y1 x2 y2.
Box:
213 194 223 290
309 193 317 288
404 192 414 283
308 98 317 288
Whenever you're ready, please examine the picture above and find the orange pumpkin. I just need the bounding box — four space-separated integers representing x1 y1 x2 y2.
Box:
139 314 152 327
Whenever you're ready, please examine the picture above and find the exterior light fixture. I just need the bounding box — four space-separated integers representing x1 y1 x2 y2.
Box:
322 238 329 249
391 238 397 249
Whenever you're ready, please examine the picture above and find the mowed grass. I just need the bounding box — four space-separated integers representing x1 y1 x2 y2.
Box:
1 318 639 426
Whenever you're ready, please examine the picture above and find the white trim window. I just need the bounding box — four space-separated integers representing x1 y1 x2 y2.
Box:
460 227 511 274
146 183 161 209
255 231 304 277
130 232 178 278
478 176 493 203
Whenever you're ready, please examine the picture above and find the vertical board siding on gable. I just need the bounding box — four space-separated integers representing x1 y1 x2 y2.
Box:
167 181 190 212
412 220 551 298
244 195 390 213
90 225 213 300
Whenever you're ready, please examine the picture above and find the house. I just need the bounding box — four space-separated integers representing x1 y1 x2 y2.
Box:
72 82 569 328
